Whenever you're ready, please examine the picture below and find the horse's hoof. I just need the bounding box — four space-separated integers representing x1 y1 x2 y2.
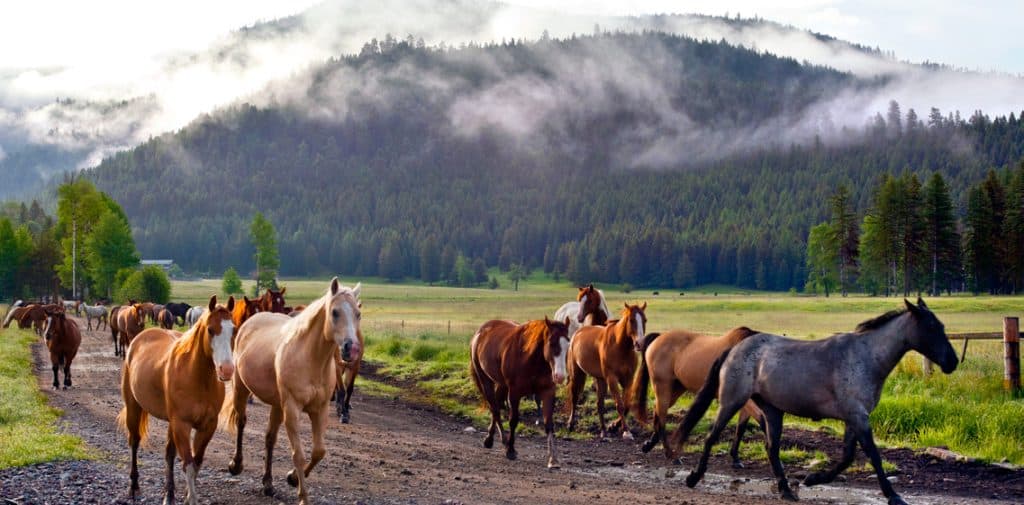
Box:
622 431 634 441
781 490 799 502
803 472 827 487
506 450 517 461
671 457 682 466
262 485 275 497
341 413 350 424
483 437 494 449
286 470 299 487
731 460 745 470
684 472 701 488
228 460 242 475
547 460 560 470
888 496 908 505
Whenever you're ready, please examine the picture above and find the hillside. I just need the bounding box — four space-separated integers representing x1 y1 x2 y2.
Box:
85 32 1024 290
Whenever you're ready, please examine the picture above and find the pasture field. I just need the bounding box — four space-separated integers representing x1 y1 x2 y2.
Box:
171 278 1024 465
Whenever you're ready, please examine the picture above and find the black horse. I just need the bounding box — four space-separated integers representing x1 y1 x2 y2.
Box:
164 302 192 326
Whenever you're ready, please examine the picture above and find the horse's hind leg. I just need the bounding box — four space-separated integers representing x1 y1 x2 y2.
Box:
123 402 144 497
804 425 857 486
505 394 521 460
730 408 752 468
565 357 586 430
261 405 284 496
758 402 797 501
646 380 683 459
227 379 251 476
595 379 609 438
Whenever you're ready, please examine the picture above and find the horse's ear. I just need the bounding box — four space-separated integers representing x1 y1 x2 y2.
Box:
352 282 362 299
564 316 571 327
243 296 249 303
641 301 647 311
917 297 929 310
330 277 340 295
624 302 629 310
544 315 550 324
904 298 919 316
280 287 286 295
209 295 217 312
227 296 235 312
578 286 586 292
588 283 594 289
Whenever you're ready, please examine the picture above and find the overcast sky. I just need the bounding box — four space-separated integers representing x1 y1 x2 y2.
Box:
0 1 1020 74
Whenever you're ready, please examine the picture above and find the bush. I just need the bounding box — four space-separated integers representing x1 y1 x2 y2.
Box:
116 265 171 303
222 267 243 295
410 343 442 362
621 283 634 293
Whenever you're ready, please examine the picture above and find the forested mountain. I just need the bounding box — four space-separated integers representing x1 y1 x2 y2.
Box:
88 32 1024 289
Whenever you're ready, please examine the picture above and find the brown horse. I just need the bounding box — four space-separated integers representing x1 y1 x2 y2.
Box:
232 295 260 329
3 305 31 328
156 308 176 329
631 327 765 465
470 317 571 467
224 278 362 504
566 302 647 438
257 287 288 313
333 318 365 424
119 296 235 505
139 302 156 325
115 304 146 359
109 305 123 356
43 310 82 390
20 304 60 336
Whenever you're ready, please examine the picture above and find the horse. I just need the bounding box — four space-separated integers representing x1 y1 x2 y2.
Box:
566 302 647 438
232 295 260 329
224 278 362 504
257 287 288 313
3 303 29 328
674 298 958 505
43 310 82 390
152 304 166 323
157 308 176 329
109 305 124 356
332 318 365 424
630 327 765 466
115 304 146 359
118 295 235 505
21 304 61 336
62 299 81 316
82 302 109 331
470 316 570 467
553 284 610 338
185 306 206 327
165 302 192 326
288 305 306 318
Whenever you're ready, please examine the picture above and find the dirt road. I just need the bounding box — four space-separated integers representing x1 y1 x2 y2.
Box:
2 315 1021 504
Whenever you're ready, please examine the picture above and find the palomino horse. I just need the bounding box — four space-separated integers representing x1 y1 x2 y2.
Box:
165 302 192 326
119 296 235 505
82 302 108 331
566 302 647 438
115 304 146 359
332 318 364 423
257 287 288 313
157 308 176 329
224 278 362 504
43 310 81 390
675 299 958 505
553 284 611 338
232 295 260 329
470 317 571 467
631 327 765 466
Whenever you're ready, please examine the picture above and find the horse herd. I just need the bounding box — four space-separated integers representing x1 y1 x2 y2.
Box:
1 281 959 505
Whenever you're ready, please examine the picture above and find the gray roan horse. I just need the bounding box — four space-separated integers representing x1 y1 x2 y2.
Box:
672 298 957 505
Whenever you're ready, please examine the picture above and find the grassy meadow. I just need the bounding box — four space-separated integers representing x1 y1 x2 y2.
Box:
171 275 1024 466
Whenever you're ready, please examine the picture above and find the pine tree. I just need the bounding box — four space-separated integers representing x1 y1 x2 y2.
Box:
922 172 961 295
84 211 140 298
805 223 838 296
829 185 859 296
250 212 280 291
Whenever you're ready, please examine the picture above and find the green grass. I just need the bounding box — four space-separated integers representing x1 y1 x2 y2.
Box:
0 328 91 468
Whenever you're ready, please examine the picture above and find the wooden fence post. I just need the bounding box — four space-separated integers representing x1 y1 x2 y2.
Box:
1005 317 1020 392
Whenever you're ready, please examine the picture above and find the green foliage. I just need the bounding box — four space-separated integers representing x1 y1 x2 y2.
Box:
116 265 171 303
250 212 279 291
84 211 139 298
222 266 243 295
805 222 838 296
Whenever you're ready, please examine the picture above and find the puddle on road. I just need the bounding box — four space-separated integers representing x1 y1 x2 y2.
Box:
570 463 961 505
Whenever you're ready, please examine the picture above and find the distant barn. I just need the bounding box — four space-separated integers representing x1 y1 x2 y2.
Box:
140 259 174 272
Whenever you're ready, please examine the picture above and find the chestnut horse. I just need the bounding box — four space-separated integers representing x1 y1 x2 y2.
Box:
4 305 31 329
257 287 288 313
630 327 765 465
470 317 571 468
115 304 146 359
20 304 60 336
553 284 610 338
119 296 235 505
333 319 365 424
224 278 362 504
44 310 81 390
156 308 175 329
139 302 156 325
232 295 260 329
566 302 647 438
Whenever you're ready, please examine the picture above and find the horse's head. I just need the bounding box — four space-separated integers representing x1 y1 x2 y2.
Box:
621 302 649 352
44 311 65 342
323 278 362 362
200 295 236 382
130 304 146 327
576 284 605 324
242 296 260 320
542 316 571 385
904 298 958 374
264 287 287 313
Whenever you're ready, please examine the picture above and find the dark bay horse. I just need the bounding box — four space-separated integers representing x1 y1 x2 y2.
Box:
674 299 958 505
157 308 175 329
631 327 765 466
257 287 288 314
44 310 81 389
566 302 647 438
119 296 235 505
470 317 570 467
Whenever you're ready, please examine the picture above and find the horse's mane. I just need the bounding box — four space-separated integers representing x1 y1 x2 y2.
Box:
855 309 907 333
520 320 551 353
282 283 358 339
596 289 611 319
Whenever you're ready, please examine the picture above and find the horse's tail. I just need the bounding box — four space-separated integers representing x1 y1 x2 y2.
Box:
219 389 240 435
2 307 15 328
631 332 661 425
670 347 731 453
116 405 150 446
468 332 488 410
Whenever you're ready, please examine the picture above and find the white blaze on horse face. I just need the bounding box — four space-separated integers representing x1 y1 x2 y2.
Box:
635 312 645 346
44 316 52 338
552 336 569 384
338 300 362 360
212 319 234 380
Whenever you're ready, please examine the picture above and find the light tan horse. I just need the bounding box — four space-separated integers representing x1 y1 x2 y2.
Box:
566 302 647 438
118 295 235 505
115 303 146 359
224 278 362 504
630 327 765 465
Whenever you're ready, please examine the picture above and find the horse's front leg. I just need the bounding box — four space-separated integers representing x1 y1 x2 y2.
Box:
62 358 72 389
505 393 521 460
606 373 632 439
292 407 328 480
281 401 311 504
50 353 60 390
542 391 559 468
170 420 199 505
853 418 906 505
192 418 218 471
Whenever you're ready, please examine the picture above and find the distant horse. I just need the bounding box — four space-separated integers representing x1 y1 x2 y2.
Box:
157 308 175 329
119 296 235 505
82 302 109 331
287 305 306 318
333 315 365 424
185 306 206 327
165 302 192 326
470 317 570 467
566 302 647 438
257 287 288 314
224 278 362 503
62 299 81 316
553 284 610 338
3 303 28 328
631 327 765 465
109 306 124 356
231 295 260 329
137 302 156 325
21 304 62 336
115 304 146 359
43 310 81 390
674 299 958 505
152 304 166 324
